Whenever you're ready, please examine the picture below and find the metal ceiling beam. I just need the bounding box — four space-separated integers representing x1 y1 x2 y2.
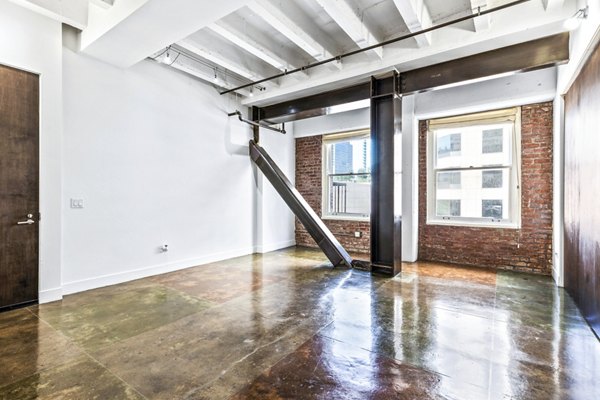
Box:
260 82 370 123
175 40 278 89
256 32 569 123
400 31 569 94
392 0 432 47
313 0 383 59
248 0 341 70
207 23 309 79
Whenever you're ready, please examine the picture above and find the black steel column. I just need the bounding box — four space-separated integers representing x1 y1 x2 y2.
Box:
370 73 402 276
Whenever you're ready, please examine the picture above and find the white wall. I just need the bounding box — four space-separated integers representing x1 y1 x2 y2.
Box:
254 127 296 254
0 1 63 303
62 47 296 294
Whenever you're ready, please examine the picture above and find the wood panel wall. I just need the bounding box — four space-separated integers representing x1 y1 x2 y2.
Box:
564 40 600 338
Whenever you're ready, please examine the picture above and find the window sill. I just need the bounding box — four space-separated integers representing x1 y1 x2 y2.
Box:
426 219 520 229
322 215 370 222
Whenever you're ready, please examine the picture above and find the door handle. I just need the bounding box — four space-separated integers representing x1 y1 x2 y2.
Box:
17 214 35 225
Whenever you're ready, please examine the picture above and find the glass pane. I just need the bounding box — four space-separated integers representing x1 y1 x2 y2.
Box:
327 174 371 217
482 129 503 153
437 199 461 216
437 133 461 159
434 123 512 169
482 200 503 219
326 136 371 174
435 168 510 219
437 171 461 189
482 170 503 188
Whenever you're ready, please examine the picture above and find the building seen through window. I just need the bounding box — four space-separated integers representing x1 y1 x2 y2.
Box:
323 132 371 218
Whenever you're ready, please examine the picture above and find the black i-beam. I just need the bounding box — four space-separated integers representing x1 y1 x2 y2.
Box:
370 73 402 275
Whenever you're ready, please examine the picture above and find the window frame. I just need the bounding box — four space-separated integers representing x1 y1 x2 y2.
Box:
426 108 522 229
321 129 371 222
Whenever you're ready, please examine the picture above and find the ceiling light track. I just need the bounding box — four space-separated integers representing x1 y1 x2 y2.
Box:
152 44 266 92
219 0 532 96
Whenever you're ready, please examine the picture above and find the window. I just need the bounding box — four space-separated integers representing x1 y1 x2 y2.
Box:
427 108 521 228
323 131 371 219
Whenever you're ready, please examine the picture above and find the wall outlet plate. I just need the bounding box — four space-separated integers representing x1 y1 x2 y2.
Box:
354 231 361 238
70 199 84 208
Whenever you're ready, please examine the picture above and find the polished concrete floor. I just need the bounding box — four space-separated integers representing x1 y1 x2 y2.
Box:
1 247 599 399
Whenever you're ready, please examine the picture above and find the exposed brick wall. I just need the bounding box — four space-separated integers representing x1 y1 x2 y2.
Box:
295 135 370 254
418 102 554 274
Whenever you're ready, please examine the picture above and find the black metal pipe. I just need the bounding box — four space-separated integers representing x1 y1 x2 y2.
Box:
219 0 532 95
228 111 286 134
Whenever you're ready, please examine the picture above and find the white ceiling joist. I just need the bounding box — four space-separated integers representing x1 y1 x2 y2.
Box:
207 23 309 79
177 40 278 88
542 0 564 11
392 0 432 47
313 0 382 59
90 0 114 9
470 0 490 31
248 0 342 70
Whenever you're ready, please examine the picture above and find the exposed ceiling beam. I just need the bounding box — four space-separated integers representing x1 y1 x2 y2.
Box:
248 0 342 70
392 0 432 47
242 0 571 106
258 33 568 122
176 40 278 88
207 23 309 79
313 0 382 59
470 0 490 31
90 0 114 10
542 0 564 11
80 0 251 68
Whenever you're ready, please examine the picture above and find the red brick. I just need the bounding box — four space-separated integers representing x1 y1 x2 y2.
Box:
295 135 370 254
418 102 553 275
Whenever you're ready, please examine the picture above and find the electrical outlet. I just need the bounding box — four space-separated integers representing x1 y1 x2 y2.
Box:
70 199 84 209
354 231 361 238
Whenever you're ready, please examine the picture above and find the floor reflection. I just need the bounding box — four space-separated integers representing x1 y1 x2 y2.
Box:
0 247 598 399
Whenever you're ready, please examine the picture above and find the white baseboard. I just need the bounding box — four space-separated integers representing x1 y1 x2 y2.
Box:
255 239 296 254
39 287 63 304
61 246 256 296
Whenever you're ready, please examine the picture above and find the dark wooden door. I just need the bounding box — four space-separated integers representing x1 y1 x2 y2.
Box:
564 40 600 338
0 64 39 310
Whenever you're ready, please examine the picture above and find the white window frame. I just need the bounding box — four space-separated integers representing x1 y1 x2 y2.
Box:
322 129 371 222
426 108 522 229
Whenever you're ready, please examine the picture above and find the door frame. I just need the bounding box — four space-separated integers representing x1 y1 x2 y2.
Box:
0 61 43 308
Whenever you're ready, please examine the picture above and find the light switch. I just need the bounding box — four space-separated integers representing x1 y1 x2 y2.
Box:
70 199 84 209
